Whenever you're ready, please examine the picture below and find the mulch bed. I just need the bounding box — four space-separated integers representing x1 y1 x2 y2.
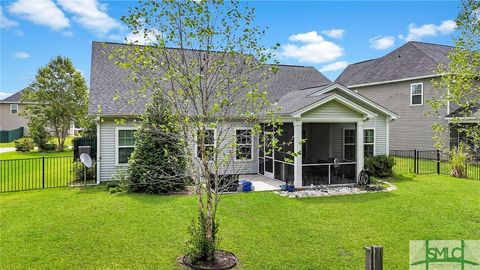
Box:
178 250 237 270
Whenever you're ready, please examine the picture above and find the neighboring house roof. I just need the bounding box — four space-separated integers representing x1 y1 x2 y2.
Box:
0 88 29 103
276 83 398 120
89 41 331 116
446 105 480 119
335 41 454 87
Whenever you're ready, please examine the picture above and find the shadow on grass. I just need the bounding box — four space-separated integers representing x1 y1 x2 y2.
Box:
296 190 399 205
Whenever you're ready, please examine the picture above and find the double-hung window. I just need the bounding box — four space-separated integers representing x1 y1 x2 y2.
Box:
235 129 253 161
197 129 216 160
363 129 375 157
410 83 423 106
117 128 136 165
10 104 18 114
344 129 356 161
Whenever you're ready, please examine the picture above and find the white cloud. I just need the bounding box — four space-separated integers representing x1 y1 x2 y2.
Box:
0 7 19 29
125 29 161 45
57 0 121 35
369 35 395 50
8 0 70 30
0 91 13 100
319 61 349 72
322 29 345 39
280 31 344 64
400 20 456 41
14 52 30 59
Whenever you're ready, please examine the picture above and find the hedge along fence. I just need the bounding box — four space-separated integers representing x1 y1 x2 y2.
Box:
0 127 24 143
390 149 480 180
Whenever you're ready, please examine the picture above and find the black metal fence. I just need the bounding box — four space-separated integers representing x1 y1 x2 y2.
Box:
0 156 96 192
390 149 480 180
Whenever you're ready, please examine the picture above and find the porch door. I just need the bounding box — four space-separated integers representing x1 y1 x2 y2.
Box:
264 132 274 178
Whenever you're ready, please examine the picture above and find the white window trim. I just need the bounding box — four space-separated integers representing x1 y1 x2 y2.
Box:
363 128 376 157
194 128 217 159
115 127 136 166
343 128 356 160
10 104 18 115
233 127 254 161
410 82 424 106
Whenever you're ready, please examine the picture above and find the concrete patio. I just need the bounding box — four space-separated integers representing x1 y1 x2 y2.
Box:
239 174 283 191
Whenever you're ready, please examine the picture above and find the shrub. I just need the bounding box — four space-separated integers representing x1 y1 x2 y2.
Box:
15 139 34 152
72 161 95 181
450 142 472 178
185 212 218 262
364 154 395 178
126 91 187 194
26 110 49 151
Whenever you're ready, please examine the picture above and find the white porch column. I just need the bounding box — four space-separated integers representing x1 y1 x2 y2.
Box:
356 120 364 183
293 121 303 187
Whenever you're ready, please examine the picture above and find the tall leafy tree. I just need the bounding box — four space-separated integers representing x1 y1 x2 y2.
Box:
113 0 280 263
430 0 480 150
22 56 88 151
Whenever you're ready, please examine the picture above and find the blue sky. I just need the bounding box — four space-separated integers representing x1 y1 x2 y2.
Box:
0 0 460 99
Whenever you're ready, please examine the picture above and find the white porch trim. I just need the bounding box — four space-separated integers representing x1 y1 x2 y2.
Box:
356 120 364 184
293 121 303 187
292 94 377 118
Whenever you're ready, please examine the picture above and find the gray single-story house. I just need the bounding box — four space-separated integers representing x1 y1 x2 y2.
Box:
89 41 398 187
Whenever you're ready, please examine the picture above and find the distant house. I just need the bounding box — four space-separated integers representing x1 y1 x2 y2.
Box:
0 89 30 136
336 41 470 151
89 41 397 186
0 89 78 139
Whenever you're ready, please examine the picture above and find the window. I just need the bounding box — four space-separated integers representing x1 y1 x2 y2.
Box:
117 129 136 165
364 129 375 157
410 83 423 106
235 129 253 160
344 129 356 161
197 129 215 160
10 104 18 114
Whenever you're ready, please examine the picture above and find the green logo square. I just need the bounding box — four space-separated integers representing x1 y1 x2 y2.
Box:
410 240 480 270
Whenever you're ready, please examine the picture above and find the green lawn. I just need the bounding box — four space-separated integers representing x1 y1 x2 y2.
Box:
0 150 76 192
0 136 76 148
1 174 479 269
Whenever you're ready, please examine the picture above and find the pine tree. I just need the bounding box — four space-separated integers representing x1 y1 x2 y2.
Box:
126 92 187 194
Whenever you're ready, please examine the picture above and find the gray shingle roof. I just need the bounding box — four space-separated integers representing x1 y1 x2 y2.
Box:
446 105 480 118
89 41 331 116
1 88 29 103
335 41 454 86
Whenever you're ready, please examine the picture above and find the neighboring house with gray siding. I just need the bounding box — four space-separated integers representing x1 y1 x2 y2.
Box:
336 41 456 151
0 89 30 136
89 41 397 187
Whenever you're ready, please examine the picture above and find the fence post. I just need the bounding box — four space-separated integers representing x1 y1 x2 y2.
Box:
365 245 383 270
414 149 417 174
42 156 45 189
437 149 440 175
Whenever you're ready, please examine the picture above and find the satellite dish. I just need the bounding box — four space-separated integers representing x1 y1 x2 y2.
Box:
80 153 93 168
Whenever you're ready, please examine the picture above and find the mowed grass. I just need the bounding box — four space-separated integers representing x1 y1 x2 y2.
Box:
1 174 479 269
0 150 75 192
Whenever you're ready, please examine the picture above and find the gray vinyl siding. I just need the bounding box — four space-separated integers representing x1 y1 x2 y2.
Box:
97 119 258 182
364 115 387 155
302 100 362 119
353 80 448 150
98 119 136 181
